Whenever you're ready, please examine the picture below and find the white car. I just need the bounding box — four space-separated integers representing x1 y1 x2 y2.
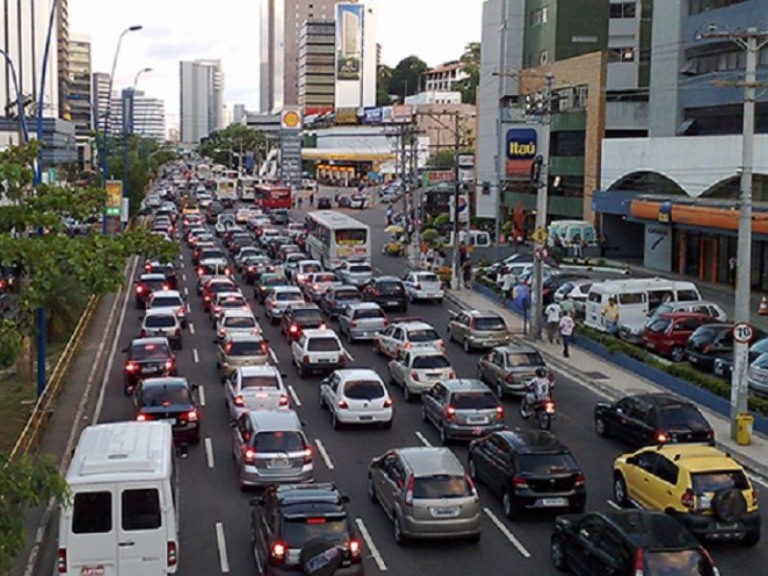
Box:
336 260 373 287
215 309 261 341
387 349 455 402
258 228 281 248
291 328 349 378
403 271 444 304
209 291 251 325
140 309 183 350
264 286 305 324
319 369 393 429
293 259 324 287
303 272 342 302
373 320 445 358
224 365 289 420
145 290 187 328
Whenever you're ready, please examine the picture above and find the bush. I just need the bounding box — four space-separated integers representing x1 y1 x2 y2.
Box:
434 213 450 228
421 229 439 246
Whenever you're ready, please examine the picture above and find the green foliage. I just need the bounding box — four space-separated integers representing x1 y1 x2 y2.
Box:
198 125 267 168
421 229 439 247
426 150 455 170
501 221 514 234
376 64 393 106
388 56 428 102
0 453 69 573
455 42 481 104
0 319 22 368
433 213 450 228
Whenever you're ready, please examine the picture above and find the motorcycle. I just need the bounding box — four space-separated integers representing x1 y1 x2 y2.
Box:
520 387 556 430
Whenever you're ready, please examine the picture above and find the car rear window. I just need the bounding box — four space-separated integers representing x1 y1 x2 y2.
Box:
412 355 451 369
691 470 749 493
281 517 350 547
418 273 439 283
224 316 256 328
349 264 371 273
354 308 385 319
211 282 236 292
228 340 264 355
143 279 166 289
451 392 497 409
658 404 709 428
308 338 341 352
140 385 191 406
474 317 506 331
413 475 472 499
301 264 322 273
643 550 716 576
335 289 360 300
145 315 176 328
131 343 171 360
518 453 578 475
254 431 304 452
344 380 384 400
241 375 280 389
408 329 440 342
506 352 545 367
379 281 404 294
314 274 338 283
72 491 112 533
276 291 302 301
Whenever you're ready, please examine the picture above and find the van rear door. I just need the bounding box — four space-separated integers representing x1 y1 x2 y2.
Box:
117 485 168 575
65 488 118 575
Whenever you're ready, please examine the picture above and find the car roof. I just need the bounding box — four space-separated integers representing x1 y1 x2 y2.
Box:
395 447 464 476
237 365 280 376
334 369 382 381
287 303 322 312
131 336 170 346
224 332 263 342
588 510 701 549
394 320 434 330
463 309 502 319
374 276 402 283
246 409 301 430
625 393 694 408
493 343 539 354
274 483 346 509
139 273 167 281
269 286 302 293
302 328 340 338
651 444 743 472
496 430 571 455
140 376 189 389
347 302 382 311
215 291 244 300
143 308 178 318
440 379 490 392
655 312 712 319
221 309 254 318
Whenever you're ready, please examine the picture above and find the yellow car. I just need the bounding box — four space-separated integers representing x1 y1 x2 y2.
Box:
182 204 200 215
613 443 760 546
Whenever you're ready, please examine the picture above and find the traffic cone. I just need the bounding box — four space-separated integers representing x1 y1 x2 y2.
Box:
760 296 768 316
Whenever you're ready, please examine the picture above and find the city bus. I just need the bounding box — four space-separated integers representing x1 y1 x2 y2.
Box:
254 183 292 210
304 210 371 269
215 177 238 206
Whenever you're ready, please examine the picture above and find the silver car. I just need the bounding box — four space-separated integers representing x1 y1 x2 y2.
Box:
447 309 510 352
303 272 342 302
476 344 547 399
337 260 373 287
748 352 768 398
140 309 183 350
367 447 481 544
146 289 187 328
264 286 305 324
337 302 388 343
224 365 290 421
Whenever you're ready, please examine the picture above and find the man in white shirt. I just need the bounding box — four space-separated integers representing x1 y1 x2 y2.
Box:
524 367 553 415
544 301 562 344
500 269 516 305
559 311 575 358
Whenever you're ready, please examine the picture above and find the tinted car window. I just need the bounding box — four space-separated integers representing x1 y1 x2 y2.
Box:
474 317 506 331
518 453 578 475
408 329 440 342
140 385 191 406
301 264 322 273
241 375 279 389
412 355 451 369
122 488 161 531
417 273 439 283
314 273 338 283
344 380 384 400
282 517 350 547
308 338 341 352
451 392 497 409
379 281 404 294
506 352 544 367
145 315 176 328
644 550 716 576
677 290 700 302
335 289 360 300
349 264 371 273
228 340 263 355
691 470 749 493
254 431 304 452
224 316 256 328
658 404 709 428
354 308 385 319
131 343 171 360
276 292 302 301
72 492 112 534
292 309 324 321
413 475 472 499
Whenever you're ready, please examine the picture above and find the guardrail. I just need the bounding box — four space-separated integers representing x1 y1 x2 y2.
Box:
8 294 100 461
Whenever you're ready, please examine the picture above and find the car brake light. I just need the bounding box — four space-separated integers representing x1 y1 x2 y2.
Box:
187 409 198 422
167 541 177 567
681 488 695 510
234 396 244 407
57 548 66 573
319 323 327 331
136 413 150 421
506 373 515 383
403 342 412 350
495 406 505 420
574 473 586 487
140 329 147 337
260 342 269 354
413 283 421 290
350 320 358 328
302 355 309 364
466 473 479 499
633 549 643 576
198 267 204 275
165 360 174 370
655 430 668 443
176 307 185 316
383 398 393 408
445 405 456 421
303 447 313 464
752 489 758 507
349 538 362 560
702 344 711 354
543 401 556 414
512 476 528 488
279 395 289 407
449 370 456 378
410 371 420 382
383 318 389 326
243 447 256 465
338 399 349 409
162 284 170 291
270 541 286 562
224 342 233 353
289 324 298 333
404 475 414 506
438 340 445 352
125 361 138 372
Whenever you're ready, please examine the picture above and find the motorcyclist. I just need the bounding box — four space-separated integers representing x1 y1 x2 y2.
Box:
525 367 552 411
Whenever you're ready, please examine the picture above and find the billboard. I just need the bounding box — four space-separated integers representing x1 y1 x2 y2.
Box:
335 3 363 81
505 128 538 178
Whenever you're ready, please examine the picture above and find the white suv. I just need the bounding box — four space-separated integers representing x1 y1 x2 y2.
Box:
291 328 349 378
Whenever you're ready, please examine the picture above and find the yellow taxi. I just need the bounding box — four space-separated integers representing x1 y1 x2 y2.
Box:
182 204 200 216
613 443 760 546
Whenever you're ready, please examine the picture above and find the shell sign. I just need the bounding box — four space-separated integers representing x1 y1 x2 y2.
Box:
281 109 302 130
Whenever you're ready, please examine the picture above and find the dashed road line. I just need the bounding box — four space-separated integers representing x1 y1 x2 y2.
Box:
606 499 622 510
189 322 196 335
415 431 432 447
215 522 230 573
182 273 187 281
186 302 192 313
198 385 206 406
314 439 335 470
205 437 215 469
355 518 388 571
269 349 279 364
184 286 189 296
483 508 531 558
193 348 200 363
288 385 301 407
345 349 356 362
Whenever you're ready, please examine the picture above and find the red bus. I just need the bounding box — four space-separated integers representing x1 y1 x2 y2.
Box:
254 184 292 210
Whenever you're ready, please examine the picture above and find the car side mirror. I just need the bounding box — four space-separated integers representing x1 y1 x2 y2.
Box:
615 407 623 415
341 495 351 504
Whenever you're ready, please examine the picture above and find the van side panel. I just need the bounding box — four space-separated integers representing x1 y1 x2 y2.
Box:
117 484 169 576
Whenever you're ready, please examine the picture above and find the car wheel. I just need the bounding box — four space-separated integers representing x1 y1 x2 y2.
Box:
670 346 684 362
502 489 519 519
595 416 608 437
439 424 449 445
332 411 341 430
551 535 568 572
403 385 413 403
393 515 407 546
367 474 378 503
448 330 455 342
467 457 478 481
613 473 629 507
463 338 471 353
436 299 443 305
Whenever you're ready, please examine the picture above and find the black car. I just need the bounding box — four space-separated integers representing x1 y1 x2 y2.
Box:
269 209 290 225
550 510 719 576
317 197 332 209
713 336 768 377
687 323 767 371
143 261 178 290
593 393 714 446
281 303 326 341
250 483 364 576
122 337 177 394
132 377 201 444
361 276 408 312
134 273 170 309
467 430 586 518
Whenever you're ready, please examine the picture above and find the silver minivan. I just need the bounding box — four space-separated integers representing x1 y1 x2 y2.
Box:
367 447 481 544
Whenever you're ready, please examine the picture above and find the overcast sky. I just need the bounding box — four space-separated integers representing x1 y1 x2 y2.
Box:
69 0 484 128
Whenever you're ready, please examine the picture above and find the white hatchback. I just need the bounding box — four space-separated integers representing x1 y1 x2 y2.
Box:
319 369 393 429
224 365 290 420
403 271 445 303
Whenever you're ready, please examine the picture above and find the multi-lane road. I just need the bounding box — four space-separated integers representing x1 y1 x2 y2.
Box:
79 199 767 576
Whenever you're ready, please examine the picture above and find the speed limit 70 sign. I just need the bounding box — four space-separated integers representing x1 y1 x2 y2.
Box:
734 322 753 344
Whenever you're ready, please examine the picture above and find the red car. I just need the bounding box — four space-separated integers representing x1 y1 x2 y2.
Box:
642 312 715 362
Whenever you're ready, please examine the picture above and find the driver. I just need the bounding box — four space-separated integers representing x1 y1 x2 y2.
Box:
526 367 552 408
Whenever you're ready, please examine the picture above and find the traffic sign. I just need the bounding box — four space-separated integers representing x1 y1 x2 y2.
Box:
531 227 547 245
734 322 753 344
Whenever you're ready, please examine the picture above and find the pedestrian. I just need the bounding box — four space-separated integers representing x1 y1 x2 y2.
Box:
729 256 737 285
602 297 619 335
572 233 582 258
297 195 303 209
545 300 562 344
309 193 314 206
559 311 575 358
426 247 435 270
599 233 608 258
292 196 297 209
462 260 473 289
500 268 515 306
560 294 575 319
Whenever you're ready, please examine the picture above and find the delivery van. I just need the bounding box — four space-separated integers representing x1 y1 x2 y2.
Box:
547 219 597 248
446 230 492 248
57 421 179 575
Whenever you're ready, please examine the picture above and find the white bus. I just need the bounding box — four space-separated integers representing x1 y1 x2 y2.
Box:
215 178 238 205
304 210 371 269
238 176 258 201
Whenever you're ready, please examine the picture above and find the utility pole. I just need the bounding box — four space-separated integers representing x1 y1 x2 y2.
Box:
701 26 768 439
529 73 554 341
452 111 462 290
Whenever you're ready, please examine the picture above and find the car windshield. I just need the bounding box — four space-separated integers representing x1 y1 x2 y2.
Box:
308 338 341 352
418 273 439 283
281 517 350 547
506 352 545 367
412 355 451 369
659 405 708 428
145 315 176 328
474 317 505 331
254 431 303 452
335 290 360 300
691 470 749 494
643 550 716 576
241 375 279 389
228 340 263 355
140 384 191 407
413 475 472 499
518 454 577 475
648 318 671 333
224 316 256 328
354 308 385 319
348 264 371 273
408 329 440 342
344 380 384 400
451 392 497 410
131 343 171 360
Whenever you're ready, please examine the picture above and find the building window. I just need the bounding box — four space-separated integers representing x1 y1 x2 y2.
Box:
610 2 637 18
530 7 548 27
688 0 747 15
608 47 635 62
551 131 585 157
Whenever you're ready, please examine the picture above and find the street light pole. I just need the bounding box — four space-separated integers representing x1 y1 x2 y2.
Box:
0 48 29 142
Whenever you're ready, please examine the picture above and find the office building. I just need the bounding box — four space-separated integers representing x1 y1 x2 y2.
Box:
121 88 165 142
334 2 377 109
259 0 344 113
232 103 247 124
179 59 224 144
67 33 91 137
57 0 70 120
91 72 111 134
298 20 336 113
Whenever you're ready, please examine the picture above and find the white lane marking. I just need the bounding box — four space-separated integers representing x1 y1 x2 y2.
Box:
606 499 622 510
415 431 432 447
186 302 192 313
314 439 335 470
483 508 531 559
288 385 301 407
355 518 388 572
215 522 230 573
345 349 355 362
193 348 200 363
182 273 187 281
184 286 189 296
189 322 196 335
749 473 768 489
205 437 215 468
269 348 279 364
198 385 206 407
180 254 184 262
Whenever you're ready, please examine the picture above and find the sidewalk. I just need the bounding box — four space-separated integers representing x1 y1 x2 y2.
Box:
444 285 768 481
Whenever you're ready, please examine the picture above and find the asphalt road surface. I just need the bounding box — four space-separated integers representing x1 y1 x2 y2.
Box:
70 200 768 576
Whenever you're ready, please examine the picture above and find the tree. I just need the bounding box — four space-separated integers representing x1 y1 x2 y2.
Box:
426 150 456 170
455 42 481 104
376 64 393 106
387 56 428 103
198 125 267 169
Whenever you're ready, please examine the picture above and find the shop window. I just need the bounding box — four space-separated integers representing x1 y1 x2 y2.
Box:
610 2 637 18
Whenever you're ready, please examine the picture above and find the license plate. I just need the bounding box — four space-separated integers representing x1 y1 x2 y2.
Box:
142 366 158 374
715 522 739 530
318 359 331 363
467 416 489 425
81 568 105 576
268 457 290 469
540 498 568 507
359 415 373 421
689 356 698 363
431 506 459 517
386 301 399 306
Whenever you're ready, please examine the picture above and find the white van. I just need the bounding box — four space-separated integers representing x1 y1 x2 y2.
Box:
57 421 179 576
446 230 492 248
547 220 597 248
584 278 702 337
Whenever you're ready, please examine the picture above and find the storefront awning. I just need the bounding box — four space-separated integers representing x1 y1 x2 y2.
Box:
302 148 395 162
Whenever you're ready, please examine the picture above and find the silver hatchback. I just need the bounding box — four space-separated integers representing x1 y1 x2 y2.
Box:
367 447 481 544
337 302 388 343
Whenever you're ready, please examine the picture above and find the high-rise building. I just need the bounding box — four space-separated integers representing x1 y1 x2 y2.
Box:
57 0 70 120
298 20 335 112
232 104 247 124
179 59 224 144
259 0 345 113
91 72 110 133
121 88 166 142
67 33 91 137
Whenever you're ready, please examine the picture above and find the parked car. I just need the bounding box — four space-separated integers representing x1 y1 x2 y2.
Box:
713 336 768 377
319 369 393 429
642 312 716 362
446 309 510 352
361 276 408 312
647 299 728 324
337 302 388 343
476 344 548 399
687 323 767 371
132 377 200 444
